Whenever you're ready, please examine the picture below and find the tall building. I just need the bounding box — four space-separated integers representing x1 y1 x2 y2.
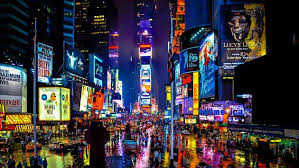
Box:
0 0 30 66
136 0 155 45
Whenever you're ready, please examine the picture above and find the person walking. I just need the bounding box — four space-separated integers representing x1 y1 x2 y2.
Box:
42 158 48 168
16 162 22 168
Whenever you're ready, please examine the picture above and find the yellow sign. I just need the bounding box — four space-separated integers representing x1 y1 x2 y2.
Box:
193 72 199 115
6 114 32 125
166 85 171 101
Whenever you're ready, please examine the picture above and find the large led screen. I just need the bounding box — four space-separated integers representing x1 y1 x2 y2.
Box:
0 64 27 113
139 46 152 57
39 87 70 121
199 32 217 98
141 79 151 97
174 64 182 96
220 4 266 70
179 47 199 75
37 42 53 83
141 65 151 79
64 45 85 76
79 85 94 112
89 53 103 87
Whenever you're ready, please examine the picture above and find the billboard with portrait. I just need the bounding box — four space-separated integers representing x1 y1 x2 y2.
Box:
199 31 217 98
179 47 199 75
89 53 103 87
39 87 70 121
37 42 53 83
0 64 27 113
221 4 266 70
64 45 85 76
79 85 94 112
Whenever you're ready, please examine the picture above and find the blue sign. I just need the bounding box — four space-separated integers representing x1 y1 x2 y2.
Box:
89 53 104 87
199 32 217 99
64 45 85 76
179 47 199 75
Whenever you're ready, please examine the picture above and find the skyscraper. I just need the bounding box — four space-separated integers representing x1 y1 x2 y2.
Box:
136 0 155 45
0 0 30 66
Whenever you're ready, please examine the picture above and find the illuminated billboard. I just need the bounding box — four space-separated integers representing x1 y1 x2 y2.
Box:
64 45 85 76
193 72 199 115
141 79 151 97
38 87 70 121
89 53 103 87
37 42 53 83
0 64 27 113
182 97 193 115
141 98 151 105
174 64 182 96
179 47 199 75
107 71 111 90
221 4 266 70
79 85 94 112
139 45 152 58
141 65 151 79
199 31 217 98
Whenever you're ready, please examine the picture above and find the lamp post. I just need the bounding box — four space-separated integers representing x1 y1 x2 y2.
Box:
33 17 38 166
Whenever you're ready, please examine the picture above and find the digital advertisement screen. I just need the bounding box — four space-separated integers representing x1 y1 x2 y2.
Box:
141 79 151 97
220 4 266 70
179 47 199 75
89 53 103 87
109 48 118 58
79 85 94 112
174 64 182 96
37 42 53 83
199 31 217 98
141 65 151 79
0 64 27 113
141 56 151 65
39 87 70 121
139 46 152 57
182 97 193 115
64 45 85 76
141 98 151 105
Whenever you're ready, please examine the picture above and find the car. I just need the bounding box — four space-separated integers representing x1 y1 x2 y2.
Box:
49 142 66 152
181 130 190 135
26 144 35 151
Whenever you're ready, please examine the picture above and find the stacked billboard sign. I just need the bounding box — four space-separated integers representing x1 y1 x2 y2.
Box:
64 45 85 76
0 64 27 113
89 53 103 87
199 32 217 98
220 4 266 70
38 87 70 121
174 64 182 105
37 42 53 83
141 65 151 80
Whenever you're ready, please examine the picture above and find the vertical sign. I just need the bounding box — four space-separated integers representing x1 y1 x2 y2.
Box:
37 43 53 83
193 72 199 115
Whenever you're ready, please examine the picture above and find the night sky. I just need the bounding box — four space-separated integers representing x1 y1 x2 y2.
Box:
113 0 170 110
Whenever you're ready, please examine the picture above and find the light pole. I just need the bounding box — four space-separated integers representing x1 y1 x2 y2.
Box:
33 17 38 166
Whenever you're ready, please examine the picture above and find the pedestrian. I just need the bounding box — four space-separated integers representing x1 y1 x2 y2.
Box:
16 162 22 168
42 158 48 168
11 159 16 168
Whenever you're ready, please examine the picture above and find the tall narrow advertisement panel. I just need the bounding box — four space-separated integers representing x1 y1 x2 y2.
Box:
220 4 266 70
199 32 217 98
37 42 53 83
39 87 61 121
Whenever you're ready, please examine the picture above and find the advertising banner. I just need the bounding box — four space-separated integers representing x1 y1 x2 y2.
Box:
175 64 182 96
60 88 70 121
79 85 94 112
0 64 27 113
6 114 32 125
179 47 199 75
37 42 53 83
220 4 266 70
199 32 217 98
139 45 152 57
193 72 199 115
64 45 85 76
141 65 151 79
141 98 151 105
39 87 61 121
107 71 111 90
141 79 151 97
89 53 103 87
73 83 82 111
182 97 193 115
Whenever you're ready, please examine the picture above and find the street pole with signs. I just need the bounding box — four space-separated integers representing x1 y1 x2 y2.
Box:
33 17 38 164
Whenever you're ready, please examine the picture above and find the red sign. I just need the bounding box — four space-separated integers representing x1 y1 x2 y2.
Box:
182 74 192 85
